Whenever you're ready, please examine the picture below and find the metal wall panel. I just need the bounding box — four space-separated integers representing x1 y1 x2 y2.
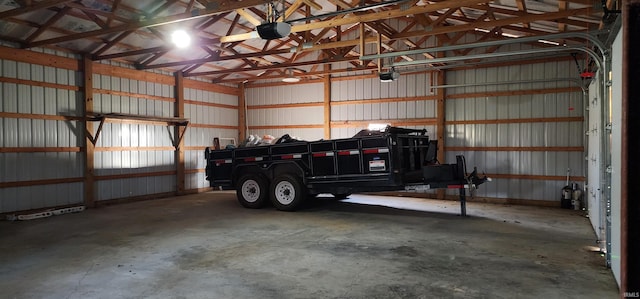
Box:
1 58 84 213
247 106 323 126
246 83 323 105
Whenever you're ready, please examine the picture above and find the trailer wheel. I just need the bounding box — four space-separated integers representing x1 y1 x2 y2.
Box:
236 174 269 209
271 174 306 211
332 193 351 200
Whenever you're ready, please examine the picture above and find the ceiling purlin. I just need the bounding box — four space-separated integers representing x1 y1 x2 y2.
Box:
24 6 71 43
558 1 568 31
140 50 171 65
392 7 596 41
25 0 275 48
194 48 361 78
433 8 596 38
82 10 109 29
63 2 131 24
470 4 599 28
91 0 182 62
515 0 530 28
0 0 73 19
93 12 231 61
221 0 491 43
92 30 135 57
106 0 123 27
460 26 502 56
181 46 220 73
236 8 262 26
186 0 198 11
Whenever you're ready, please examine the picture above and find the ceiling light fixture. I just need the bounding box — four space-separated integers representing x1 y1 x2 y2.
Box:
171 30 191 48
282 68 300 83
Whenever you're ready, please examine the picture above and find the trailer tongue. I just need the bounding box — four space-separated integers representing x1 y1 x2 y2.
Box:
205 127 488 215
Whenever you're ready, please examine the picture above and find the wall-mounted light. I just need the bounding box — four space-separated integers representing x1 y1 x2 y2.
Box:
171 30 191 48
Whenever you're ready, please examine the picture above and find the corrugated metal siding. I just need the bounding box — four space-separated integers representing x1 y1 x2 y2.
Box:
91 72 177 201
245 83 324 141
0 57 84 213
443 59 585 201
330 72 437 139
184 86 238 190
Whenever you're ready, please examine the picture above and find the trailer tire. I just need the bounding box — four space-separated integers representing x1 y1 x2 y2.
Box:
271 174 306 211
236 174 269 209
332 193 351 200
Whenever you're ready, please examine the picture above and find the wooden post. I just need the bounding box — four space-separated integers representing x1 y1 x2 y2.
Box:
324 65 331 140
175 72 185 195
238 82 247 141
436 70 446 165
82 55 95 207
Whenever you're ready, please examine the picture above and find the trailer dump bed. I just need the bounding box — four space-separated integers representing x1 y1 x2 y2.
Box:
205 127 487 213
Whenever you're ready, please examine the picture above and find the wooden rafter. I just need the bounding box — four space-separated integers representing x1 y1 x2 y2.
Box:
24 6 71 43
0 0 74 19
25 0 275 48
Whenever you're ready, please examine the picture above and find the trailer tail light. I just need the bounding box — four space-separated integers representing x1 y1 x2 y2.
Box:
362 148 389 154
244 157 264 162
215 159 232 165
338 150 360 156
312 152 334 157
281 154 302 160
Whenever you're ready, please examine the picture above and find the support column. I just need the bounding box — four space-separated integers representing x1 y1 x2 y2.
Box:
436 70 446 200
175 72 185 195
82 56 95 207
324 67 331 140
238 82 247 141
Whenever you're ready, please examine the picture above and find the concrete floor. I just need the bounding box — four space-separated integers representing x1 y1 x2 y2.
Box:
0 192 618 299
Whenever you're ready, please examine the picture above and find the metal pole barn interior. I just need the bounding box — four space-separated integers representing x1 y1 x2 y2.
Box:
0 0 637 297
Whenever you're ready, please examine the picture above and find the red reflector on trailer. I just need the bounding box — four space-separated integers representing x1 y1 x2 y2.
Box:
244 157 263 162
281 154 302 159
447 185 464 189
363 148 389 154
312 152 334 157
338 150 359 156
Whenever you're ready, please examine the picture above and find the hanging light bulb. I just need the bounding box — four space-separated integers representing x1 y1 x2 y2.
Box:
171 30 191 48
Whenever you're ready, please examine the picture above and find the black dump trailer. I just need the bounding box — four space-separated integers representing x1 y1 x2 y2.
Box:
204 127 488 215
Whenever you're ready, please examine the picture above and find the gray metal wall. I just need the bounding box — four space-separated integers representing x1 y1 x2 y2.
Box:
245 83 324 141
184 87 238 190
0 52 84 213
246 59 584 203
330 72 437 140
0 50 238 213
445 61 585 201
92 68 177 201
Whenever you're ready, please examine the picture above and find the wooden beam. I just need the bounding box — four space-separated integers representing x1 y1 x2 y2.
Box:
324 64 331 140
82 55 95 208
26 0 275 48
238 83 247 141
24 6 71 43
0 177 84 188
435 48 446 200
187 55 359 77
221 0 492 43
0 0 73 19
393 7 596 41
175 71 186 195
235 8 262 26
